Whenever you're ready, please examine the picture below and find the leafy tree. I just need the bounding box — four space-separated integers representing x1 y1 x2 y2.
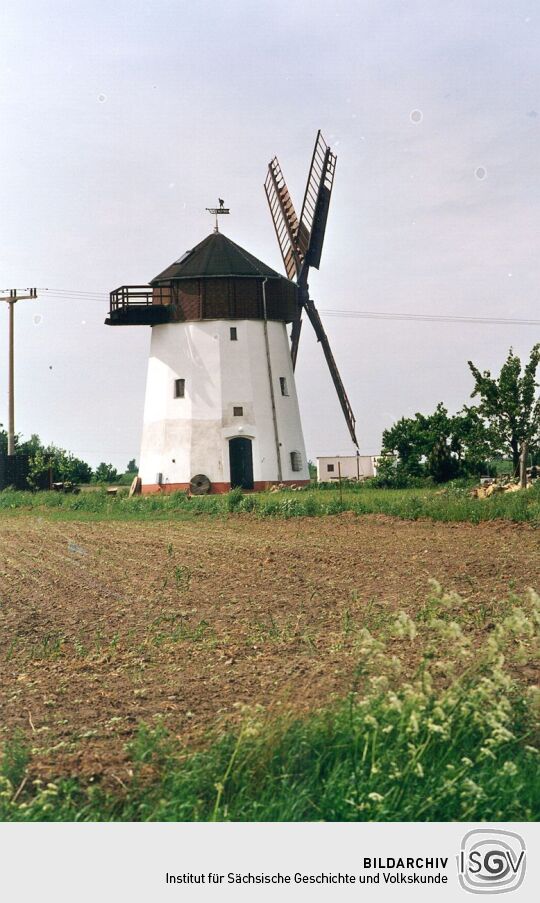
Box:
94 462 118 483
18 433 42 456
0 427 94 488
468 345 540 475
17 438 93 486
126 459 138 474
382 404 456 482
0 423 22 455
419 404 462 482
381 415 425 477
50 448 93 484
382 404 490 483
452 406 495 475
26 448 51 491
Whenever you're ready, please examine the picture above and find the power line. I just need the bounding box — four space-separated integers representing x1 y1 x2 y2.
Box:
7 287 540 327
318 308 540 326
42 288 108 297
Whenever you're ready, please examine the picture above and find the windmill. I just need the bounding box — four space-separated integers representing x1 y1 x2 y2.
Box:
264 131 358 447
106 205 311 493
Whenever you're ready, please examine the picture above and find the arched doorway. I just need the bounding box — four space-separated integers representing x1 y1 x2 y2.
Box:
229 437 254 490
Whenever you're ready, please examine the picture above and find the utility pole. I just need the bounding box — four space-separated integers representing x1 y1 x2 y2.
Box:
1 288 37 455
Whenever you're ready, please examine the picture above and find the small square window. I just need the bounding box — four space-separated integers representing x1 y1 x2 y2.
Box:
233 406 243 416
290 451 302 472
230 327 237 341
174 378 185 398
327 464 335 472
279 377 289 396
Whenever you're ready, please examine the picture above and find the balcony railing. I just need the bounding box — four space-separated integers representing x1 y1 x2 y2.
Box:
106 285 171 326
109 284 171 310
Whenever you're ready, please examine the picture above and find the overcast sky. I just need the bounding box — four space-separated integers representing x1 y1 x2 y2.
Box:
1 0 539 469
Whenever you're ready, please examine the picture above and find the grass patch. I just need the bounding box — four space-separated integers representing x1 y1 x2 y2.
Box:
0 483 539 524
1 586 538 822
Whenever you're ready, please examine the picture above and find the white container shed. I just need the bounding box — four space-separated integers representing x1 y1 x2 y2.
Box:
316 455 376 482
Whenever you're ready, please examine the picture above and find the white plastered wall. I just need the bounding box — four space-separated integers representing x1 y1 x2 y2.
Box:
138 319 309 487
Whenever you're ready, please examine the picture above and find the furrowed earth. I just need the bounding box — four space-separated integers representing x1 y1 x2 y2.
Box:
1 513 538 782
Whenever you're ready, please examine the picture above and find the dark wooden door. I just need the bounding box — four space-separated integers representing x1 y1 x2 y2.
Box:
229 437 254 490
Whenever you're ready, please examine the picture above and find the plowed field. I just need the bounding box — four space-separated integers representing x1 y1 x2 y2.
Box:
1 514 538 780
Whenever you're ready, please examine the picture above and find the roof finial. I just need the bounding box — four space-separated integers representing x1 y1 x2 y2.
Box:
206 199 230 233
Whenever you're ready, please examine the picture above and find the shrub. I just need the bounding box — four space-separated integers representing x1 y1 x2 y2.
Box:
226 487 244 512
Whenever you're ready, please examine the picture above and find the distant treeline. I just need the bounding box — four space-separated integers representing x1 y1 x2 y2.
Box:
0 425 136 487
379 345 540 485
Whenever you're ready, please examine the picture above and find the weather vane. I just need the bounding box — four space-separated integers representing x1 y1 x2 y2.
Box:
205 198 230 232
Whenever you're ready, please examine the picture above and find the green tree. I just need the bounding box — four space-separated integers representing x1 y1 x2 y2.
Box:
17 433 41 456
381 415 425 477
0 423 22 455
382 404 490 483
49 448 93 484
452 406 495 475
468 345 540 475
125 459 138 474
94 462 118 483
18 438 93 485
0 427 93 487
26 448 51 491
382 404 459 482
420 404 461 482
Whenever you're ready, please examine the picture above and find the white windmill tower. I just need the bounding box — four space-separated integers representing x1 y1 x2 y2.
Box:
106 209 308 493
106 133 356 494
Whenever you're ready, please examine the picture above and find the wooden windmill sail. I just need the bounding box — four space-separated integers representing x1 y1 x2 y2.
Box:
264 131 358 447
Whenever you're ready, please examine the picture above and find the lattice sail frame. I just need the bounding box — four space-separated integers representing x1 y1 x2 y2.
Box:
264 158 301 281
264 131 358 448
297 130 337 268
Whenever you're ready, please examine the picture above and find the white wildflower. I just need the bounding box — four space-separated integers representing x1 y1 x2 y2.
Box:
426 720 446 735
393 612 417 641
408 712 420 734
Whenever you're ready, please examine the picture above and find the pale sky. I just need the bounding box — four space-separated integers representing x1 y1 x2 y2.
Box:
1 0 539 469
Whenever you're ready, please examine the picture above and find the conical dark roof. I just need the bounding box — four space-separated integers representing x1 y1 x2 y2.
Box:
151 232 284 283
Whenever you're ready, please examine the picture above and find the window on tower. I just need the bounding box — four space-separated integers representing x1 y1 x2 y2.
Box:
174 378 185 398
279 377 289 396
230 327 237 341
290 451 302 472
233 406 243 416
327 464 335 473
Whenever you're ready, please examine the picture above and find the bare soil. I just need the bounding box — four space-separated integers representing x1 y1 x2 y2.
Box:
1 514 538 780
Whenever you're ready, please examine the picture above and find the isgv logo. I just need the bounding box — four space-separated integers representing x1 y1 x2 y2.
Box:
458 829 526 894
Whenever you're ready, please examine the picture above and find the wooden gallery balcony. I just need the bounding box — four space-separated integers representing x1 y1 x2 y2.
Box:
105 286 172 326
106 277 298 326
